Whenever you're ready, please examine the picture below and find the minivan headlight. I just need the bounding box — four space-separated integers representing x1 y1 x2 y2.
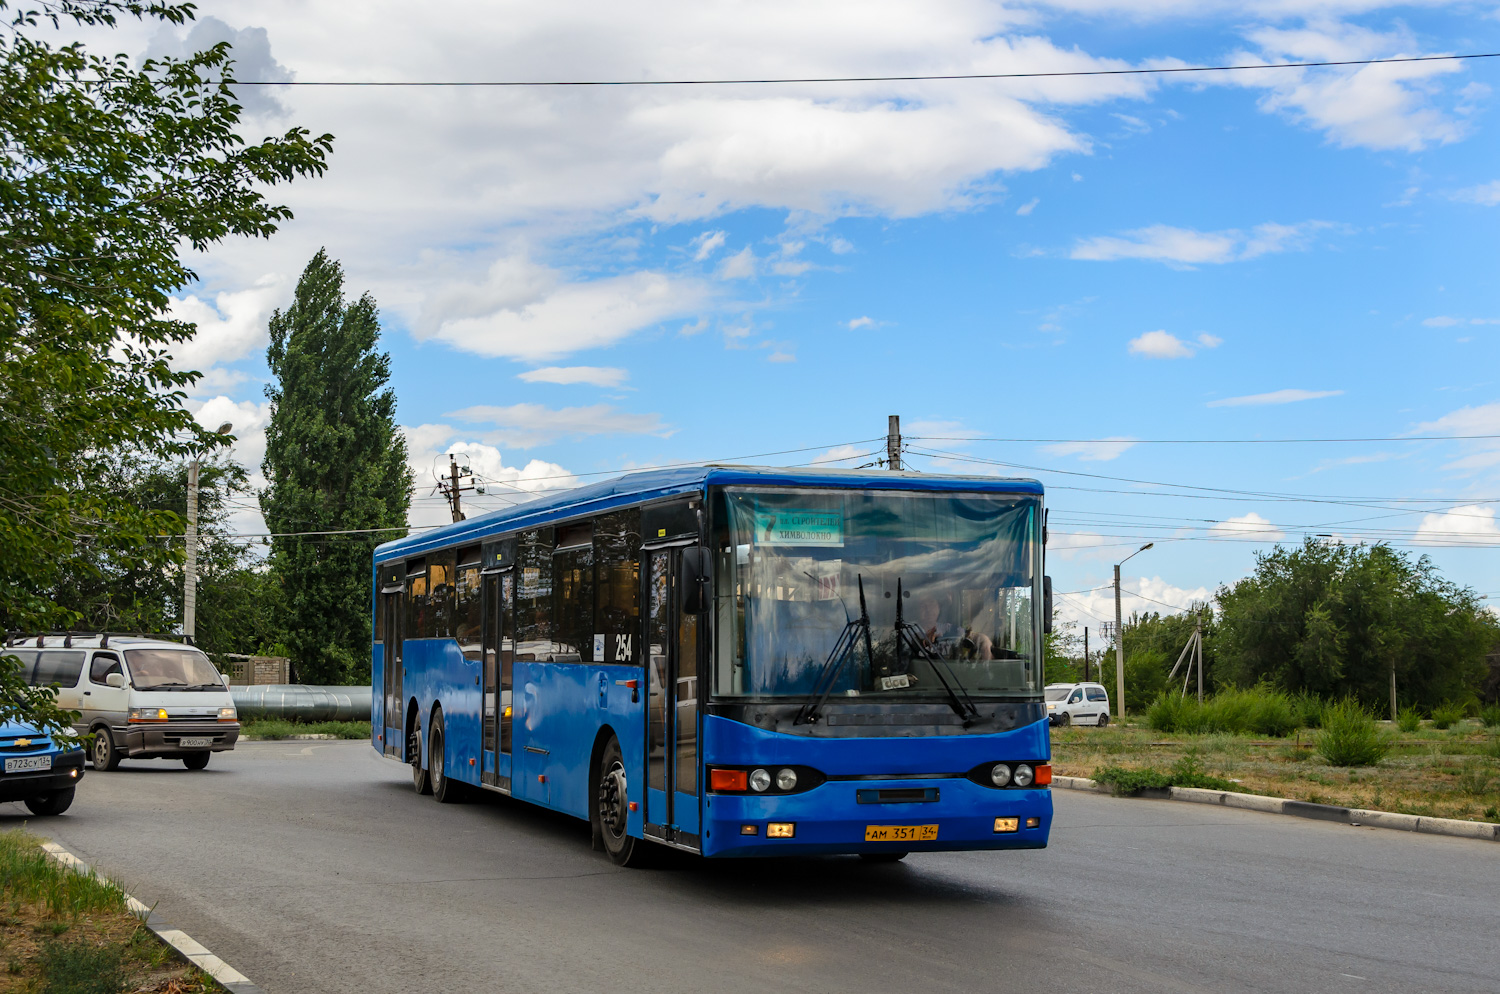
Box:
218 707 237 721
129 708 168 723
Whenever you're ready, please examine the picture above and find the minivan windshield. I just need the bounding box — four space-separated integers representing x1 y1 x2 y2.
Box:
712 487 1041 700
1044 687 1072 702
123 649 224 691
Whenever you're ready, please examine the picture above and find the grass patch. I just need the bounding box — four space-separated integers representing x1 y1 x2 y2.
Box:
1479 704 1500 730
239 718 370 740
1430 702 1466 731
0 831 217 993
1396 705 1423 734
1093 754 1237 795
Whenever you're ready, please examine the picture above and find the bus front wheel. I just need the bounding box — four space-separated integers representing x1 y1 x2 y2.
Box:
595 737 650 867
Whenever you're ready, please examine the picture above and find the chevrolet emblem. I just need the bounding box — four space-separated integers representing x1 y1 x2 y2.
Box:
14 738 30 747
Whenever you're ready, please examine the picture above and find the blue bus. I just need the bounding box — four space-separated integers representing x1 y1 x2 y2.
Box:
372 465 1055 865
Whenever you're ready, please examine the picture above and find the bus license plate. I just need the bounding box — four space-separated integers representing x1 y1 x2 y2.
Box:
864 824 938 842
5 756 51 773
178 737 211 748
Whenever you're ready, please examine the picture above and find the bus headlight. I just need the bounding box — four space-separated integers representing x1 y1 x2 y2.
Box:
749 768 772 792
989 763 1012 787
1013 763 1034 788
775 768 798 791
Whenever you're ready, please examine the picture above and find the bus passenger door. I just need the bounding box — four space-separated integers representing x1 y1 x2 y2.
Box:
381 589 402 758
644 547 702 847
480 570 514 789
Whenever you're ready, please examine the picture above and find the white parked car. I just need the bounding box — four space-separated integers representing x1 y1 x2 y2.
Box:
1045 682 1111 727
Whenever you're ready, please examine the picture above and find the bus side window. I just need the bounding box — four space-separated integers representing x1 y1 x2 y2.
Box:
429 550 456 639
515 528 554 661
595 508 641 665
406 559 428 638
89 652 122 684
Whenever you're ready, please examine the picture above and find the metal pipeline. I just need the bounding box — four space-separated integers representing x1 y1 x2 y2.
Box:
229 685 372 722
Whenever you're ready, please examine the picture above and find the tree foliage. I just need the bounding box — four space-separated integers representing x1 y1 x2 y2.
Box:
260 251 411 685
1215 540 1497 710
0 0 332 638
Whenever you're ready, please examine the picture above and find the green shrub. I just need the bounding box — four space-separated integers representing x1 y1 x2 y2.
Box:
1479 704 1500 729
1146 693 1191 734
1092 754 1236 795
1247 688 1298 737
1456 760 1494 797
1317 698 1390 767
1396 705 1422 734
1291 693 1324 729
1430 702 1465 730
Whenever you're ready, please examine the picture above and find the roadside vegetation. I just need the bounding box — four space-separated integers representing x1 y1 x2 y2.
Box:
1052 687 1500 823
0 831 215 993
239 719 371 741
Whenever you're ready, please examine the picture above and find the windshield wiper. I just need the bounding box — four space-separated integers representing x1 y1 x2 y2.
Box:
795 575 874 725
894 578 983 726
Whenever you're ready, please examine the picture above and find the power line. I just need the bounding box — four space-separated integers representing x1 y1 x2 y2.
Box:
909 432 1500 445
220 51 1500 87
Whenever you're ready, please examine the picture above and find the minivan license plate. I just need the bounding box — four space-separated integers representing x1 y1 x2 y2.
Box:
864 824 938 842
4 756 51 773
178 737 211 748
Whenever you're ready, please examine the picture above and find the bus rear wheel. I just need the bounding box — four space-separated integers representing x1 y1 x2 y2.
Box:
411 720 431 795
430 712 463 804
595 737 649 867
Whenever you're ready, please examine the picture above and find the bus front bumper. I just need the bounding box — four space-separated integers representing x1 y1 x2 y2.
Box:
701 776 1052 858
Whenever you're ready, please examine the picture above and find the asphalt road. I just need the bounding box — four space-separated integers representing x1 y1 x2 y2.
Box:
13 741 1498 994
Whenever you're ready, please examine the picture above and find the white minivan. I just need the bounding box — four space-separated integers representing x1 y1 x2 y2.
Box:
1045 682 1111 726
5 635 240 770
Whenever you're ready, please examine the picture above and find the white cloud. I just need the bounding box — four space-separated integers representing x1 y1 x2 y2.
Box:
829 238 854 255
1423 316 1462 327
1060 575 1212 630
143 15 294 117
1454 180 1500 206
445 402 671 448
766 350 796 363
1046 530 1112 561
718 246 757 280
1128 330 1221 359
691 230 727 261
846 316 875 330
1071 221 1331 266
418 254 713 361
402 426 579 529
517 366 629 388
166 274 287 391
813 443 873 467
1413 403 1500 472
1207 388 1343 407
1209 512 1286 540
1015 197 1040 216
1414 505 1500 547
1230 19 1469 151
1043 438 1137 461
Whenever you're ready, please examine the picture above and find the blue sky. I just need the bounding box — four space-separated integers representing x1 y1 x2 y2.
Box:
86 1 1500 627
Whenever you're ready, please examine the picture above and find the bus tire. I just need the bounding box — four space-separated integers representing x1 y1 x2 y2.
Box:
411 718 431 795
182 752 210 771
594 736 649 867
91 727 121 771
430 711 463 804
24 788 75 817
859 852 908 863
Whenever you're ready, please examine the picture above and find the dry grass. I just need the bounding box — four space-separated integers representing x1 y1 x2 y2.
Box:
1051 720 1500 824
0 831 217 993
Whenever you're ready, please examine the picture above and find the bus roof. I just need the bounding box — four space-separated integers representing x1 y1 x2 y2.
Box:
374 464 1042 563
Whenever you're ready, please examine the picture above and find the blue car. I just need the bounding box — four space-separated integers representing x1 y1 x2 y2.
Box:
0 721 85 816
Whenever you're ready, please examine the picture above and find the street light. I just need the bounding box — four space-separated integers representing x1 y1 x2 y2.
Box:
184 422 234 641
1113 542 1153 722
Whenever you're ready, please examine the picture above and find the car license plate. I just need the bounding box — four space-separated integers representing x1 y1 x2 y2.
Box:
4 756 51 773
178 737 211 748
864 824 938 842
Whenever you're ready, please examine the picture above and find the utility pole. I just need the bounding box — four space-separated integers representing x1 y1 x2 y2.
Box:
1083 627 1089 683
886 415 902 471
437 453 478 522
1196 622 1204 704
184 421 233 641
1390 662 1398 722
1113 563 1124 718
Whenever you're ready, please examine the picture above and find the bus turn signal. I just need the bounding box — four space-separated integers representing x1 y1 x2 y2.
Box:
710 768 748 792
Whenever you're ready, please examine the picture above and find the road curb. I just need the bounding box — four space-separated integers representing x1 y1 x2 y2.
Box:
1052 776 1500 842
39 842 265 994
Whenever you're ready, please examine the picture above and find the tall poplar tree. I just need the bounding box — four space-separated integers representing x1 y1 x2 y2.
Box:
261 251 412 684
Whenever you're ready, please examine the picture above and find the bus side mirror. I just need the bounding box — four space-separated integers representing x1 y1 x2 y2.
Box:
105 673 125 688
680 548 710 615
1043 576 1053 635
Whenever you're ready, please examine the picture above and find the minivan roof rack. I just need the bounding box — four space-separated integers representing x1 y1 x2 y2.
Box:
3 631 192 650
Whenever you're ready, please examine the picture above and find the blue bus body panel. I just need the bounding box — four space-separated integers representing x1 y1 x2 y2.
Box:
698 714 1053 857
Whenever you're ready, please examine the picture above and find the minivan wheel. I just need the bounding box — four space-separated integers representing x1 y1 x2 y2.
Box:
182 752 210 770
1056 712 1071 727
1098 713 1110 728
92 728 121 771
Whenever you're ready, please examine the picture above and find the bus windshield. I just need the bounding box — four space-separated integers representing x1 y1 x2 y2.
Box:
713 487 1041 700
